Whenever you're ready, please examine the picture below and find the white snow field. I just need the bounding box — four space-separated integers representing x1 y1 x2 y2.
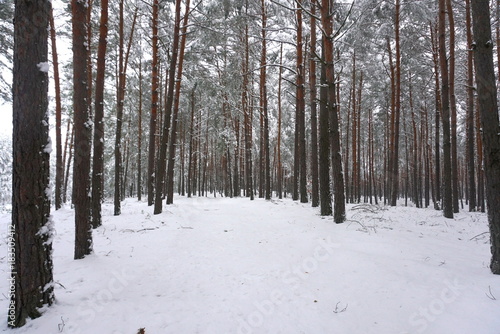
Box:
0 196 499 334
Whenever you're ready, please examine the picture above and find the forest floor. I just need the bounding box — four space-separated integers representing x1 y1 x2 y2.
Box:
0 196 499 334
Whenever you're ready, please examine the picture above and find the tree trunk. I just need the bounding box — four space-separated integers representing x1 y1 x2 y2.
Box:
166 0 191 205
72 0 93 259
277 43 283 200
260 0 271 200
114 0 125 215
137 56 143 201
318 45 332 216
430 24 442 210
297 0 307 203
49 9 63 211
91 0 108 228
321 0 345 223
465 0 476 212
147 0 159 206
242 18 254 201
470 0 500 274
63 124 74 204
476 95 485 213
446 0 459 213
351 53 357 203
114 4 138 215
438 0 454 219
309 2 319 207
390 0 401 206
11 0 54 326
154 0 182 213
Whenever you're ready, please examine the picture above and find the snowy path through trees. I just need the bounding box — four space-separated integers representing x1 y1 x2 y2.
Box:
0 197 499 333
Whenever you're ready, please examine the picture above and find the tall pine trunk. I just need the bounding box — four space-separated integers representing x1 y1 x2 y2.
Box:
147 0 159 206
438 0 454 218
390 0 401 206
154 0 182 214
260 0 271 200
166 0 190 205
277 43 283 199
446 0 459 213
470 0 500 274
11 0 54 326
91 0 108 228
49 9 63 211
72 0 93 259
242 17 254 201
321 0 345 223
137 55 143 201
430 24 441 210
114 0 125 216
465 0 476 212
296 0 307 203
319 46 332 216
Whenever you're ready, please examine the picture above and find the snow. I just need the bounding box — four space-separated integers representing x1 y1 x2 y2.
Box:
43 136 52 154
0 197 499 334
37 62 50 73
37 215 55 246
84 120 93 129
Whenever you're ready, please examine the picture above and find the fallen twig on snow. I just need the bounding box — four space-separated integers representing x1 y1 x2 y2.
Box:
486 286 497 300
469 231 489 241
333 301 348 313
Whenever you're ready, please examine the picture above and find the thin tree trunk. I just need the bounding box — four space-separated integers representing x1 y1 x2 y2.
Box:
114 5 138 215
446 0 459 213
390 0 401 206
147 0 159 206
155 0 182 213
476 95 485 212
465 0 476 212
438 0 454 219
91 0 108 228
386 36 395 204
351 53 357 203
319 45 332 216
114 0 124 215
309 2 319 207
277 43 283 200
233 117 240 197
430 24 442 210
63 124 74 204
137 56 143 201
49 9 63 210
187 88 195 198
296 0 307 203
260 0 271 200
166 0 191 205
242 16 254 201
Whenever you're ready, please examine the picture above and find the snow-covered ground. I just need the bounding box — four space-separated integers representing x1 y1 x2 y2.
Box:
0 196 499 334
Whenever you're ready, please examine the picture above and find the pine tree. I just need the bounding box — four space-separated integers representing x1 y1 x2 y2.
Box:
72 0 93 259
11 0 54 326
470 0 500 274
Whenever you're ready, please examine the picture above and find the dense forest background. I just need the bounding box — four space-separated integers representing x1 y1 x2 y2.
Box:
0 0 495 213
0 0 493 216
